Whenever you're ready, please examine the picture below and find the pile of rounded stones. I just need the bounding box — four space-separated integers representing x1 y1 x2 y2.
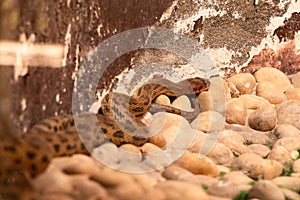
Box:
34 67 300 200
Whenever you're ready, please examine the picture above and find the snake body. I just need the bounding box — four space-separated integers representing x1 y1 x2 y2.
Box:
0 77 209 199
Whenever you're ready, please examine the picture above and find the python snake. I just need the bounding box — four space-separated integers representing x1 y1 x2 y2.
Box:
0 77 209 199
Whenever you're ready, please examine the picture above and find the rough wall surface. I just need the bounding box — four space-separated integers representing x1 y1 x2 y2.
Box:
1 0 299 131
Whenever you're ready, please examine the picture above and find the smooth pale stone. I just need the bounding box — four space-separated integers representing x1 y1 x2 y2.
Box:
92 143 120 165
227 73 256 95
234 153 263 172
248 144 270 158
267 146 291 165
277 100 300 130
219 130 250 156
149 134 167 148
188 130 208 153
110 180 144 200
285 88 300 101
293 159 300 173
248 180 285 200
191 111 224 133
207 181 251 199
175 153 219 176
250 159 283 179
222 171 253 185
273 124 300 138
273 137 300 152
152 112 190 130
254 67 291 93
162 165 218 187
140 143 161 153
280 188 300 200
206 142 234 166
256 81 287 104
119 144 142 162
226 98 247 125
272 176 300 192
154 94 171 106
292 72 300 88
198 91 213 112
154 180 209 200
248 105 277 131
239 94 270 109
171 95 193 112
131 173 158 191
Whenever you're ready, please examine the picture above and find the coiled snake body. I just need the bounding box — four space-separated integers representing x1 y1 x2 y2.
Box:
0 77 209 199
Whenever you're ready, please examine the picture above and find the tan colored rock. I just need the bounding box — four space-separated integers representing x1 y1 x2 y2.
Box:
256 81 287 104
154 94 171 106
234 153 263 172
110 181 144 200
292 72 300 88
149 134 167 148
172 95 193 111
154 180 209 200
280 188 300 200
248 144 270 158
197 91 213 112
227 73 256 95
267 146 291 165
254 67 291 93
207 181 251 199
272 176 300 192
226 98 247 125
187 131 206 153
248 180 285 200
273 137 300 152
175 153 219 176
285 88 300 101
273 124 300 138
250 159 283 179
293 159 300 173
207 142 234 166
191 111 224 133
248 105 277 131
277 100 300 130
219 130 250 156
239 94 270 109
222 171 254 185
140 142 161 153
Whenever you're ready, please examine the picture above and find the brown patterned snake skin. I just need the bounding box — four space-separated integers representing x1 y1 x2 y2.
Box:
0 77 209 199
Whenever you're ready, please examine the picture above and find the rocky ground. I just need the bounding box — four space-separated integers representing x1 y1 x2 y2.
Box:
33 67 300 200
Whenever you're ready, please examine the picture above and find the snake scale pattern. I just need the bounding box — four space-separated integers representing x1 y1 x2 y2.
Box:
0 77 209 199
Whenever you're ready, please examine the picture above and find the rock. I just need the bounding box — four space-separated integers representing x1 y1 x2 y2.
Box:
219 130 250 156
162 165 218 187
248 144 270 158
175 153 219 176
267 146 291 165
140 142 162 153
191 111 224 133
273 124 300 138
187 131 206 153
227 73 256 96
280 188 300 200
248 105 277 131
92 143 120 165
172 95 193 111
273 136 300 152
256 81 287 104
233 153 263 172
197 91 213 112
293 159 300 173
207 181 251 199
206 143 234 166
250 159 283 179
248 180 285 200
109 180 144 200
119 144 142 162
277 100 300 130
285 88 300 101
149 134 167 148
154 180 209 200
222 171 254 185
225 98 247 125
292 72 300 88
272 176 300 192
254 67 291 93
239 94 270 109
154 94 171 105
